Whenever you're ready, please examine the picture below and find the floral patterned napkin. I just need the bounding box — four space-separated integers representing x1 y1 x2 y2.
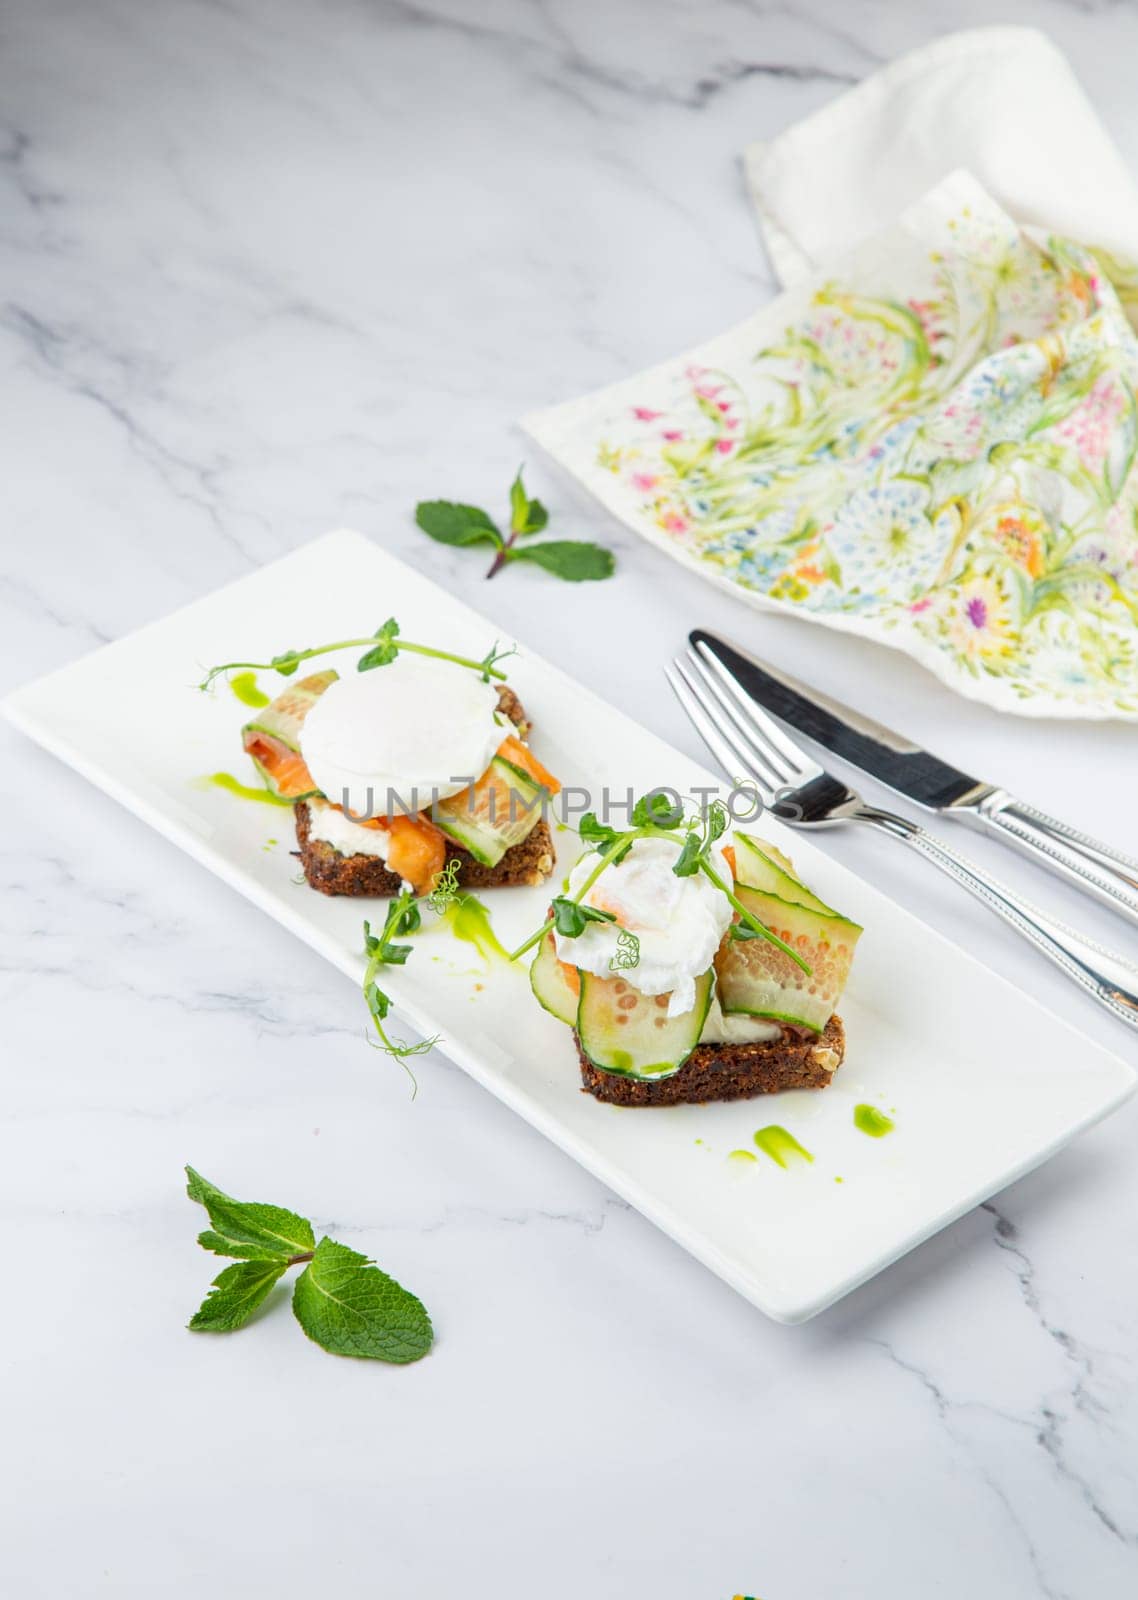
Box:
525 172 1138 719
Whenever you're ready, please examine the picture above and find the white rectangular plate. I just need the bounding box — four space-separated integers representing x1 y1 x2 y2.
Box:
6 531 1134 1322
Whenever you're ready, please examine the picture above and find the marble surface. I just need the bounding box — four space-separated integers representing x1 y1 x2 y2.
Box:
3 3 1138 1596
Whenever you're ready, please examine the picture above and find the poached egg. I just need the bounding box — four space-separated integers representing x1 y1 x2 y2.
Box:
300 653 504 817
555 835 733 1017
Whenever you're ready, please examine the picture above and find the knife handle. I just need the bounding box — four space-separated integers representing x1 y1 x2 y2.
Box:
955 789 1138 929
857 807 1138 1031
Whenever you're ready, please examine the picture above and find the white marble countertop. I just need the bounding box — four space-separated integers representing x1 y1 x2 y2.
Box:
4 3 1138 1596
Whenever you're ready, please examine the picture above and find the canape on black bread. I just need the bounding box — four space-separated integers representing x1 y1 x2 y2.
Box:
527 828 859 1107
239 661 558 898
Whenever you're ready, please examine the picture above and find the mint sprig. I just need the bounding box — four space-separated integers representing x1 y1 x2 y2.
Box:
185 1168 433 1363
415 466 614 583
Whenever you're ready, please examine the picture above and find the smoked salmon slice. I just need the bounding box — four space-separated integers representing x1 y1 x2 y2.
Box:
242 733 318 799
495 734 561 795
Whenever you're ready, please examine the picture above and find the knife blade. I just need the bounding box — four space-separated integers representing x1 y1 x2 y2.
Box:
689 629 990 811
690 628 1138 926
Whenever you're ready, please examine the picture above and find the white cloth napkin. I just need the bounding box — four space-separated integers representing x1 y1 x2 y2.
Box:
744 26 1138 291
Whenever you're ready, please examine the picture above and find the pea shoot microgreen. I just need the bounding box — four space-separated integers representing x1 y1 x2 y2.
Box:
426 856 462 917
362 891 439 1092
199 616 515 692
550 896 617 939
609 928 641 971
355 854 470 1089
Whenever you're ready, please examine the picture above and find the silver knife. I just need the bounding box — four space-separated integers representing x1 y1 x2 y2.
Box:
691 629 1138 929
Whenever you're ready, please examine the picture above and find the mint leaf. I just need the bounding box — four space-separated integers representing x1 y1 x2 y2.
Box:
415 500 503 549
186 1167 315 1261
509 541 615 581
292 1237 433 1363
508 468 549 535
189 1259 289 1332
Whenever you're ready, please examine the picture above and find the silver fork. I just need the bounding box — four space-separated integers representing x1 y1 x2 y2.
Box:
667 641 1138 1032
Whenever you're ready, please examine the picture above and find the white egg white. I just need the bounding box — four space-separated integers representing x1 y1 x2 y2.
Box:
554 835 734 1017
300 653 504 817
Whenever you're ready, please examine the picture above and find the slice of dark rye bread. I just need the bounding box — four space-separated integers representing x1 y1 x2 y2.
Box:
292 681 555 896
575 1014 846 1107
295 804 555 895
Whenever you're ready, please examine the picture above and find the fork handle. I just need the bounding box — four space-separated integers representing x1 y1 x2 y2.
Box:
953 788 1138 928
857 806 1138 1030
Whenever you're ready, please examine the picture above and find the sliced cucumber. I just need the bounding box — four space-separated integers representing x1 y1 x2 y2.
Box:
529 932 579 1026
716 886 861 1032
434 754 549 867
733 830 835 915
241 669 338 754
241 669 338 800
577 969 714 1080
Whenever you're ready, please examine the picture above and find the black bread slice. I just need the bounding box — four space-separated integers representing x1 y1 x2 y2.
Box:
576 1014 845 1106
295 804 554 895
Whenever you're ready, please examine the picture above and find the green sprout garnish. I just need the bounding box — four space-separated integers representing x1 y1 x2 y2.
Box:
550 896 616 938
358 857 468 1088
426 856 462 917
362 892 440 1093
608 928 641 971
199 616 515 692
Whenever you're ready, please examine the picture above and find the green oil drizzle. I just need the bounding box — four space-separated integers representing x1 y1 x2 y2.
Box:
728 1149 758 1164
199 772 292 807
229 671 270 709
752 1125 814 1170
441 894 509 964
854 1104 895 1138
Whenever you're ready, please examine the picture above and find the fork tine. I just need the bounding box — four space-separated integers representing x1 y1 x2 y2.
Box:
665 664 764 792
680 646 797 787
667 659 782 795
692 639 820 780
